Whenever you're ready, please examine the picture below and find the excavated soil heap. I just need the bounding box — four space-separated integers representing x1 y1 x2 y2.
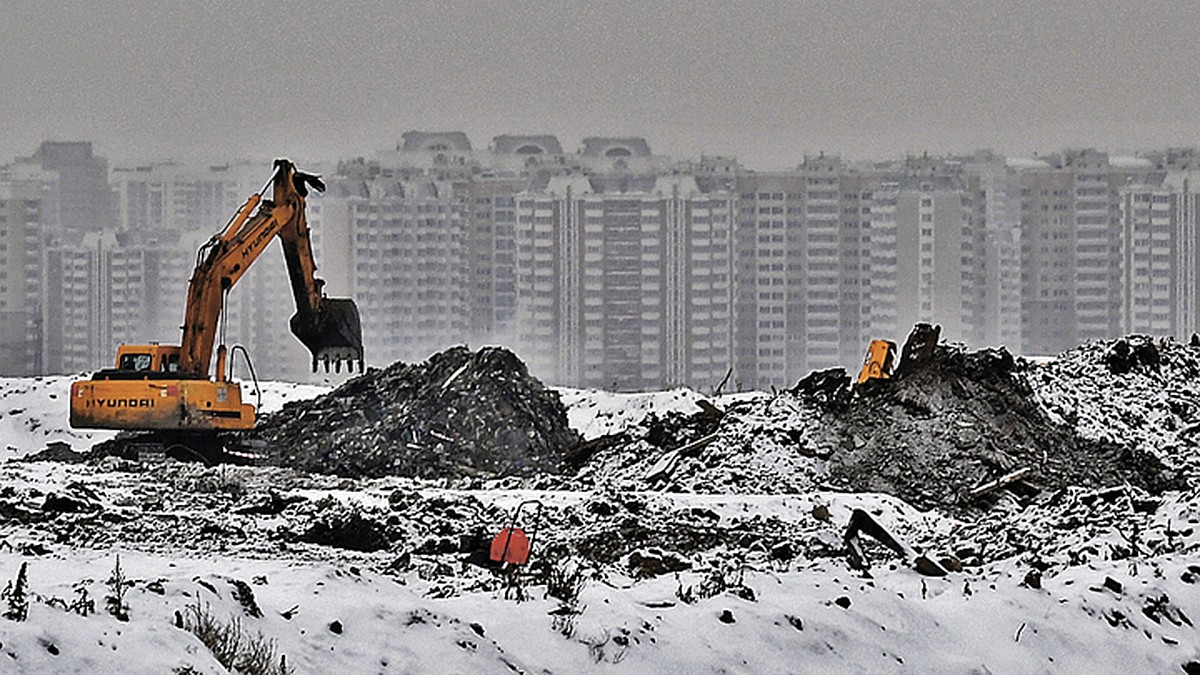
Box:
248 346 580 479
811 325 1185 510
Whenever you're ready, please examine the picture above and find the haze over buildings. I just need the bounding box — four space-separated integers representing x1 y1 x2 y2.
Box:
2 137 1200 392
2 2 1199 388
2 2 1199 167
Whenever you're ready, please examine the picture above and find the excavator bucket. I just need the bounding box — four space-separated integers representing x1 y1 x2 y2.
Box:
290 298 365 373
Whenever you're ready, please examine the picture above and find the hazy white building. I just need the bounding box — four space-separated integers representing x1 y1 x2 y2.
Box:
514 146 734 390
313 176 468 368
111 161 249 233
0 178 46 374
1119 170 1200 339
44 233 111 373
10 142 115 234
876 174 975 344
733 156 877 389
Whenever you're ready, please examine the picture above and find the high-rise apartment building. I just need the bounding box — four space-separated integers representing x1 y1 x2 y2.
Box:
0 179 46 374
1013 158 1075 353
314 175 469 367
734 156 882 389
961 151 1023 352
734 170 804 388
513 139 734 390
1065 150 1140 344
1119 169 1200 339
16 142 115 233
43 233 110 373
111 162 247 233
1166 173 1200 338
876 174 976 344
1120 175 1175 336
732 155 981 390
42 231 198 374
1014 150 1159 354
464 179 522 344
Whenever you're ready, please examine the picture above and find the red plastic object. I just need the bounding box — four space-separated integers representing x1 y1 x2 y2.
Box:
490 527 531 565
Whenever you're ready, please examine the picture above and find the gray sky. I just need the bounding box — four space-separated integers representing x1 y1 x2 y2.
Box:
3 0 1199 169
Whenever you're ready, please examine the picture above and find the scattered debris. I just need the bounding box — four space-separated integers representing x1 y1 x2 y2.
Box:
843 508 947 577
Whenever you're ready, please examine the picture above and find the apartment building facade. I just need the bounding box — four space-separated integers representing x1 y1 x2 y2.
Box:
513 141 734 391
314 175 469 367
15 142 115 233
1118 170 1200 339
0 179 45 374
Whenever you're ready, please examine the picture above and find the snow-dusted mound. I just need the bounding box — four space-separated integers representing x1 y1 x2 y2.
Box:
1025 335 1200 475
556 387 764 440
249 346 578 479
0 376 109 455
558 336 1194 505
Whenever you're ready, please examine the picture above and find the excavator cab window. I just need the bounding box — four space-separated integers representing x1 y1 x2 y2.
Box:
119 353 153 372
160 354 180 373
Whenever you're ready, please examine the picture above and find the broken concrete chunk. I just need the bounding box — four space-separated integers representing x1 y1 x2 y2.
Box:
812 504 831 522
1023 569 1042 589
1104 336 1161 375
894 323 942 379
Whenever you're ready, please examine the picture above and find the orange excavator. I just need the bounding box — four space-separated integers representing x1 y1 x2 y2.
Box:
857 339 897 384
69 159 363 457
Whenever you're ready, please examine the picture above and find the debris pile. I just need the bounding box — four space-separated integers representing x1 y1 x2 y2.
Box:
822 330 1185 511
559 391 832 494
249 346 580 479
557 325 1190 511
1026 334 1200 476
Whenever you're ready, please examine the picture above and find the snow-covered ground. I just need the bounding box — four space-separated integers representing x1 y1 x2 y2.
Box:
4 539 1194 673
1 347 1199 673
556 387 764 440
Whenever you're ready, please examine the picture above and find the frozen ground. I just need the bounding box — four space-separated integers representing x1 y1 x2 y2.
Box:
0 343 1198 673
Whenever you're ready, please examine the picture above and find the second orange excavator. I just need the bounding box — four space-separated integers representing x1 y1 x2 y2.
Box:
857 339 897 384
69 159 363 455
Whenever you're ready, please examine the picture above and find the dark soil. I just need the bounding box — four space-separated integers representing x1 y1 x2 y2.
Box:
246 346 581 480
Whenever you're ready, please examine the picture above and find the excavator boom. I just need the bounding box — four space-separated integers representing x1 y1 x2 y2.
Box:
180 159 364 375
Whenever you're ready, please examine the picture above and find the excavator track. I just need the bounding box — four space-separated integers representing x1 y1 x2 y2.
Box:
93 430 267 467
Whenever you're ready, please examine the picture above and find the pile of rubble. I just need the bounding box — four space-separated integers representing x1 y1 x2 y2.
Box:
1026 334 1200 476
561 393 830 495
820 326 1185 511
555 325 1191 512
247 346 580 480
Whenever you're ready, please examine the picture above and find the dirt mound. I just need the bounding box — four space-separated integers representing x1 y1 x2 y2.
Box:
564 324 1187 511
248 346 580 479
1027 335 1200 477
823 331 1184 511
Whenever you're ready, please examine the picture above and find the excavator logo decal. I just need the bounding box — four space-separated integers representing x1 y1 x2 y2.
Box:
241 219 277 260
86 398 156 409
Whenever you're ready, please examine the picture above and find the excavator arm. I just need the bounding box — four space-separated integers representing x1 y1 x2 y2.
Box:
179 159 363 376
